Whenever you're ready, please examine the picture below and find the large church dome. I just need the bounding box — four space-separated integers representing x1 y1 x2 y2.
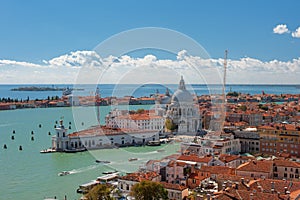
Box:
171 76 194 104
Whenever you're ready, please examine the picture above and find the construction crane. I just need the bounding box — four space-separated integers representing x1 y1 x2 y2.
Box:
223 50 228 100
95 87 101 125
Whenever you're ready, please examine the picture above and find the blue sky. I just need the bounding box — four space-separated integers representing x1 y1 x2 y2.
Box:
0 0 300 84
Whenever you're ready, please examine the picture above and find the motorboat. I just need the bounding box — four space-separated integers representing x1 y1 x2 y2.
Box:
102 170 118 175
128 158 138 162
40 148 56 153
146 140 161 146
58 171 70 176
95 160 110 164
64 147 86 153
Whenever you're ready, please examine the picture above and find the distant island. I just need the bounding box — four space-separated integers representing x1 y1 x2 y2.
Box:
11 86 66 91
11 86 83 92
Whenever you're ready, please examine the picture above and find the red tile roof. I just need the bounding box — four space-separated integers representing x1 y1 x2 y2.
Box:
200 166 235 175
177 155 213 163
160 182 187 191
119 172 159 182
236 160 273 173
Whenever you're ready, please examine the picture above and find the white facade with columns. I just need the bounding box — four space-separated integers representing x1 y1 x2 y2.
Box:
166 76 201 134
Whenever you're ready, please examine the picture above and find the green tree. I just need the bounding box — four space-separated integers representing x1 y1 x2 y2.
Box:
84 184 114 200
239 105 247 111
227 91 239 97
165 118 177 131
136 108 145 114
130 180 168 200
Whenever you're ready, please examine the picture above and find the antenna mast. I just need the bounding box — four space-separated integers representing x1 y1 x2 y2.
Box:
223 50 228 99
95 87 101 125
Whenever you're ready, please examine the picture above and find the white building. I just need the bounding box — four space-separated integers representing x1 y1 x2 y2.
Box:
52 120 160 151
181 132 241 156
166 76 201 134
105 109 165 132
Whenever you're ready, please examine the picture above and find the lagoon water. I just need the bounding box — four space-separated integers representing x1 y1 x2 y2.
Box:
0 84 300 200
0 105 179 200
1 84 299 100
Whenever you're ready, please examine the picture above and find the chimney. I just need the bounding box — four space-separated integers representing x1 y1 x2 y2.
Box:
271 188 275 194
257 185 263 192
222 184 226 191
250 193 254 200
207 194 211 200
271 181 275 190
284 186 288 194
286 191 290 200
235 183 239 190
241 178 244 184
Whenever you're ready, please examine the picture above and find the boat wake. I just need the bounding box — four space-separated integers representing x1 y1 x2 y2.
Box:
68 164 99 174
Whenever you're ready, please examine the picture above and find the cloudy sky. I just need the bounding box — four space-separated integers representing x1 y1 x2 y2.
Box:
0 0 299 84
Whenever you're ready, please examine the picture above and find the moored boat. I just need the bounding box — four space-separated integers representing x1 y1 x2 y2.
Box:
102 170 118 175
40 148 56 153
128 158 138 161
64 147 86 153
146 140 161 146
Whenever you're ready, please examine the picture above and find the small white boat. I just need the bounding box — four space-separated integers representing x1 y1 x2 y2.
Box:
102 170 118 175
40 148 56 153
128 158 138 162
58 171 70 176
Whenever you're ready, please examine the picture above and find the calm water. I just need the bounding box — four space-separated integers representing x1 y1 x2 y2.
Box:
1 84 300 200
0 106 179 200
0 84 299 100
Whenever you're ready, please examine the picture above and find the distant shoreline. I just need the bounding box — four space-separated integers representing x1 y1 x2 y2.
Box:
10 86 84 92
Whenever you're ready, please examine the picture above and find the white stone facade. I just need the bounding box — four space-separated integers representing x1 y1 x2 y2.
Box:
105 109 165 131
166 76 201 134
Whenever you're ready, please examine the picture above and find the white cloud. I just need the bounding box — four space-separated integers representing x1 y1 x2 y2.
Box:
47 50 103 68
0 50 299 84
273 24 289 34
292 27 300 38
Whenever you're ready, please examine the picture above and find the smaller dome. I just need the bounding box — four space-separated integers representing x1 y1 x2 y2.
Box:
161 96 171 104
171 89 194 104
171 76 194 104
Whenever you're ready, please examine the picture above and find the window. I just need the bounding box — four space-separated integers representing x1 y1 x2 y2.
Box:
290 174 294 178
274 173 278 177
284 173 287 178
285 168 287 171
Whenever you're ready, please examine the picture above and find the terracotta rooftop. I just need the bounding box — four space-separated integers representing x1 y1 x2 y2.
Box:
117 113 163 120
200 166 235 175
160 182 187 191
213 187 288 200
236 160 273 173
119 172 159 182
177 155 213 163
219 154 240 163
274 159 300 168
68 125 157 137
